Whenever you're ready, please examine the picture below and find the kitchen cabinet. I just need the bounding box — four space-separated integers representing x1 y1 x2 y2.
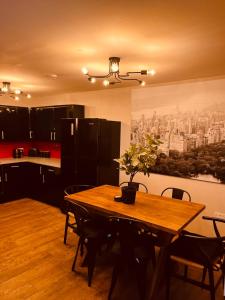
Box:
26 163 62 206
0 162 62 207
30 105 84 142
1 163 29 200
0 106 29 141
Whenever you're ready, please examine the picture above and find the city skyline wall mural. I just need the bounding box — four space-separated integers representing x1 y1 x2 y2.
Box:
131 79 225 184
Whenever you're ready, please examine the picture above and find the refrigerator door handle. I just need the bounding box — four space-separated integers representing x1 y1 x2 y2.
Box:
71 123 74 136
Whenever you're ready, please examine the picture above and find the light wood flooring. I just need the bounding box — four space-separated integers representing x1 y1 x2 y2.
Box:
0 199 224 300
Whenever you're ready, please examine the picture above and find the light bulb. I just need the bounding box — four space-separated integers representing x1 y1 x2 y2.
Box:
140 81 146 86
103 79 109 86
27 94 31 99
90 77 96 83
15 95 20 101
1 86 8 93
81 67 89 75
147 69 156 76
111 62 119 73
15 89 21 95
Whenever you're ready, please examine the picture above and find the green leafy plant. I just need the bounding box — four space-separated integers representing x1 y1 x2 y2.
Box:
115 134 161 182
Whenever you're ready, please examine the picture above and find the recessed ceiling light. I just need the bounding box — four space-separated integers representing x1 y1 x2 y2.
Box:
48 74 58 79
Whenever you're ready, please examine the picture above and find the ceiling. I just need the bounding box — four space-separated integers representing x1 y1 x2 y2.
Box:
0 0 225 98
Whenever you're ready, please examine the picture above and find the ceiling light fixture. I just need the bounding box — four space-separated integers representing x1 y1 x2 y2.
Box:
0 82 31 101
82 57 155 87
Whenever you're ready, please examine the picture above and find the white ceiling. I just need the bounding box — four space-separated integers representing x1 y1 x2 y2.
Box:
0 0 225 98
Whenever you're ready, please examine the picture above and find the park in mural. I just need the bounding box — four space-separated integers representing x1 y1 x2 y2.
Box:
131 96 225 184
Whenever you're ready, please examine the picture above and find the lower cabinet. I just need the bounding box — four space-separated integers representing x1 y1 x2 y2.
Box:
34 165 63 207
1 163 29 201
0 163 63 207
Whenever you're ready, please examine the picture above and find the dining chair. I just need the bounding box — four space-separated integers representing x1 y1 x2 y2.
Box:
63 184 94 244
63 199 107 287
166 216 225 300
161 187 191 201
119 181 148 193
107 216 155 300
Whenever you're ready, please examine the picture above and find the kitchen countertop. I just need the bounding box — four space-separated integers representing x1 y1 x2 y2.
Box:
0 157 61 168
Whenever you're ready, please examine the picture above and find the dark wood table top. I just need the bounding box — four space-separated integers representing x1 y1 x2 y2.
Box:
65 185 205 235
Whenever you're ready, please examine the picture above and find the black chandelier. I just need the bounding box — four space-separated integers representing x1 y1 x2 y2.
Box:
82 57 155 87
0 82 31 100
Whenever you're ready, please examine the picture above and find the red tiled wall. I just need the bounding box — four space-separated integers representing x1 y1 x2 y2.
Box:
0 141 61 158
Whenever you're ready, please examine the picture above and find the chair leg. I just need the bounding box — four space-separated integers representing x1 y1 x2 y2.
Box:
87 246 98 287
72 237 81 271
64 215 69 244
201 267 207 284
108 261 120 300
135 262 147 300
184 266 188 279
208 267 215 300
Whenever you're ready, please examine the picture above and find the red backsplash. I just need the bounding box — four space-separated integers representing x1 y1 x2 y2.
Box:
0 141 61 158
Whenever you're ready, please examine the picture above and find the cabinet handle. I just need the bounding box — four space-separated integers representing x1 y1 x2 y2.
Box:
4 173 7 182
75 118 78 131
53 132 56 140
0 176 1 183
48 168 55 173
1 130 4 140
29 130 33 139
42 174 45 184
71 123 74 136
40 166 42 175
50 131 53 140
10 165 20 168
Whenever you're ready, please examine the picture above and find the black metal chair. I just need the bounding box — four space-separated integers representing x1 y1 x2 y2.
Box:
167 216 225 300
108 216 156 300
161 187 191 201
63 184 94 244
63 199 107 287
119 181 148 193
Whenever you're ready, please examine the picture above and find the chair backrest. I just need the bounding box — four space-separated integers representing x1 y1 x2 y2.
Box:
119 181 148 193
171 231 225 267
202 216 225 238
63 199 91 235
64 184 94 196
161 187 191 201
108 216 153 258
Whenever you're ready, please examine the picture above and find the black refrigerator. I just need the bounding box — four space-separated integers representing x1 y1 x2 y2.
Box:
61 118 121 187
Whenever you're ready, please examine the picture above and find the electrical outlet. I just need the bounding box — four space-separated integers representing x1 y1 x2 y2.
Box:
214 211 225 219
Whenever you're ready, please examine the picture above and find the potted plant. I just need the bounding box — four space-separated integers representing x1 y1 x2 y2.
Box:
115 134 161 203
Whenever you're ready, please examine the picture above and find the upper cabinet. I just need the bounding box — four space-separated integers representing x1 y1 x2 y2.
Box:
0 106 29 141
30 105 84 142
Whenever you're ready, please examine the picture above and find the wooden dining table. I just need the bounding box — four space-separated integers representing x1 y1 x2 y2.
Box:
65 185 205 300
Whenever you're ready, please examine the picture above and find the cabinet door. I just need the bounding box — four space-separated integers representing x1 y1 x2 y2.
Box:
41 166 62 206
15 107 29 140
53 105 84 142
2 163 28 200
32 107 54 141
0 106 29 141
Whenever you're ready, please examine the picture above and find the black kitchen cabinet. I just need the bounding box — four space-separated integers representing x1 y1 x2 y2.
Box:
1 163 29 200
30 105 84 142
35 165 62 206
0 106 29 141
27 164 62 206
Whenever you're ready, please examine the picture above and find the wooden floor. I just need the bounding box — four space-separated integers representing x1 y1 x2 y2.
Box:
0 199 224 300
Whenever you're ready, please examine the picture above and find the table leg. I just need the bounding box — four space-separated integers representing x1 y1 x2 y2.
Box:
146 233 174 300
